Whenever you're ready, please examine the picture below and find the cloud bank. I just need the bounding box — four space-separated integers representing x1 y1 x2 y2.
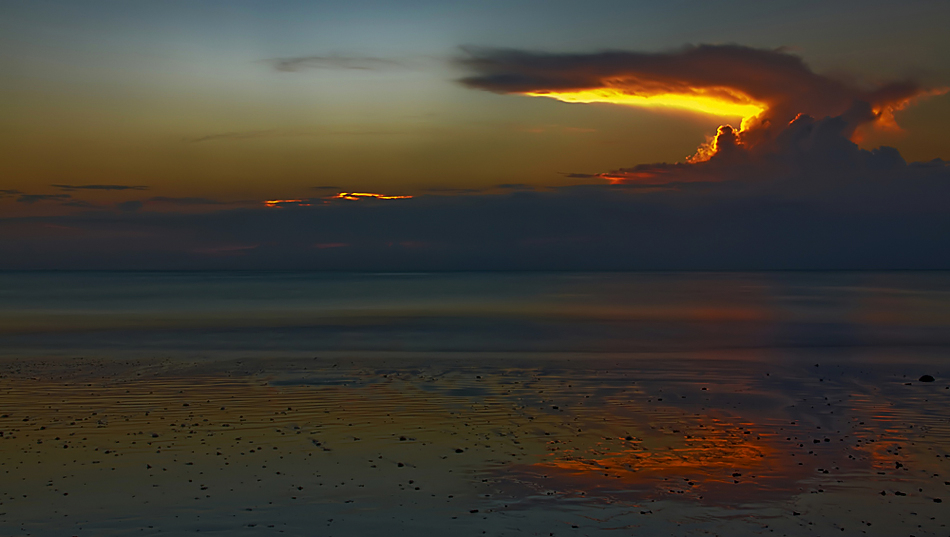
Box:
2 137 948 270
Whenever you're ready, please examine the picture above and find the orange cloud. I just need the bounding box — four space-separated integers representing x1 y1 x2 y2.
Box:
461 45 944 164
330 192 413 201
265 193 413 208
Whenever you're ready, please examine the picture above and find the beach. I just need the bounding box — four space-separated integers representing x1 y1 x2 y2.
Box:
1 272 949 535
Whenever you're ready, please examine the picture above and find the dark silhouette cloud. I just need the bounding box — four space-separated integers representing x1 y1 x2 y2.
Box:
52 184 149 191
422 187 483 194
573 101 948 194
61 200 99 208
495 183 536 190
147 197 229 206
17 194 71 204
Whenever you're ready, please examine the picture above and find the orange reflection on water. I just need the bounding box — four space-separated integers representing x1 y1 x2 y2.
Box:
510 414 811 504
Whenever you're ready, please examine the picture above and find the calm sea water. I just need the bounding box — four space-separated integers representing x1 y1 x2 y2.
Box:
2 271 950 357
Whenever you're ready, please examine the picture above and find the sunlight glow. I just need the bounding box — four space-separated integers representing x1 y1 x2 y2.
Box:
525 86 767 130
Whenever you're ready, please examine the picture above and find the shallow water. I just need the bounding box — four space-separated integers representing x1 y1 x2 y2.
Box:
4 271 950 356
0 272 948 535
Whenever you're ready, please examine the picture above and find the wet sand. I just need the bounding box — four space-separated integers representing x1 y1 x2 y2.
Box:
1 351 948 536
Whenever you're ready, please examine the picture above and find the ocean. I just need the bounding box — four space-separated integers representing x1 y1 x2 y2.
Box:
4 270 950 356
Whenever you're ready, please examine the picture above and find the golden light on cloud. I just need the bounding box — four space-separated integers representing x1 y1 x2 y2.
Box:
871 87 949 131
462 45 948 172
264 199 311 208
331 192 413 201
263 193 412 208
525 86 767 130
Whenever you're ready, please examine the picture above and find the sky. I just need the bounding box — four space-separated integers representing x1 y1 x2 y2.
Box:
2 0 950 269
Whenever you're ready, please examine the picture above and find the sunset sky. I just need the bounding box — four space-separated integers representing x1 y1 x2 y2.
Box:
2 0 950 269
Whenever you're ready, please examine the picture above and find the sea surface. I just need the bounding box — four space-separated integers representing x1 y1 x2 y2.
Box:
0 271 948 536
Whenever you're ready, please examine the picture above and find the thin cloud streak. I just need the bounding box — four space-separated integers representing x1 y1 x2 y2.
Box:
186 128 416 144
17 194 72 204
147 197 230 206
52 184 149 191
267 55 409 73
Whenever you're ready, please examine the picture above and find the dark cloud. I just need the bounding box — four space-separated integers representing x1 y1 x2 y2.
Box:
116 201 143 212
459 44 941 150
582 101 945 194
17 194 71 204
52 184 148 191
495 183 536 190
422 187 483 194
61 200 100 208
268 55 407 73
0 189 22 195
147 197 229 206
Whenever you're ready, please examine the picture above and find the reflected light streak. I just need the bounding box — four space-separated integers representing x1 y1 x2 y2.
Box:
535 421 775 485
503 410 818 505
